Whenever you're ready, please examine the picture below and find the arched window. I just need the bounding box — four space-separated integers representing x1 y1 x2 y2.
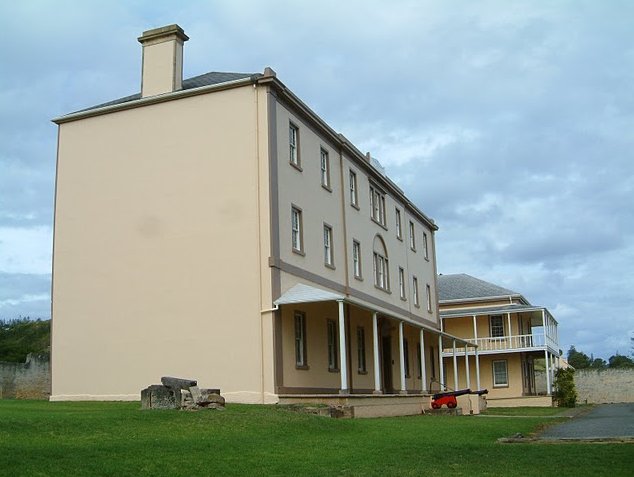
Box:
373 235 390 291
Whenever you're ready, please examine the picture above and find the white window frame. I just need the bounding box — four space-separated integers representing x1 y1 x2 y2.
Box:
294 311 307 368
493 360 509 387
409 221 416 251
423 232 429 260
320 148 331 190
426 284 432 313
291 206 303 254
349 170 359 208
398 267 406 300
413 276 420 307
323 224 334 267
373 252 390 291
369 184 386 226
289 122 300 167
327 319 338 371
395 208 402 240
352 240 362 279
490 315 504 338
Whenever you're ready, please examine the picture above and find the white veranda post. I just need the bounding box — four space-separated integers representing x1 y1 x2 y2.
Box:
399 321 406 393
438 335 445 391
452 339 458 390
419 329 427 393
337 300 348 393
372 312 381 393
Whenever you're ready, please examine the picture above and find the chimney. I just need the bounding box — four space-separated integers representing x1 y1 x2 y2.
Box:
138 24 189 98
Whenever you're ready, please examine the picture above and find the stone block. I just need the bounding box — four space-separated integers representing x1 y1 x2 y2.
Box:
161 376 197 390
141 384 179 410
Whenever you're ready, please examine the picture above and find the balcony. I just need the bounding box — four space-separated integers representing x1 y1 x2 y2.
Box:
442 333 559 356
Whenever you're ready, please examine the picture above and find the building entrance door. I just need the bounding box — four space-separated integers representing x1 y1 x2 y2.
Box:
381 335 393 393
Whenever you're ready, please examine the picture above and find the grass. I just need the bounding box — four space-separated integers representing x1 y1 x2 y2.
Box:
482 406 570 416
0 401 632 477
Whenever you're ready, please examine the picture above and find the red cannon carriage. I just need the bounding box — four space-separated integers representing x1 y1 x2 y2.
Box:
431 388 488 409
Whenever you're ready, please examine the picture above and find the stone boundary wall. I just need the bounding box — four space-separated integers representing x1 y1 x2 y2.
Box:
575 368 634 404
0 353 51 399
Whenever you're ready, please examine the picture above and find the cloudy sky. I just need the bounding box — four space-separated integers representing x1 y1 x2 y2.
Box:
1 0 632 359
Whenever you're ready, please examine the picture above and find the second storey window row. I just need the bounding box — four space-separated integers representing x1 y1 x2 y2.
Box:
369 184 386 227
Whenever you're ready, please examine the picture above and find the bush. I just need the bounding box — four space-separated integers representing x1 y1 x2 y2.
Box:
0 318 50 362
553 367 577 407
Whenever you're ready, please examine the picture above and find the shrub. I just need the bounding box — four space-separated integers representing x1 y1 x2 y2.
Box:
553 367 577 407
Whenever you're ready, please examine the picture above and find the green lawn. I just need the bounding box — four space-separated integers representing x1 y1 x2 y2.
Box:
482 406 569 416
0 401 631 476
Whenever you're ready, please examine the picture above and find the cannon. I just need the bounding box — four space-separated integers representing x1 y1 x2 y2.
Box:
431 388 488 409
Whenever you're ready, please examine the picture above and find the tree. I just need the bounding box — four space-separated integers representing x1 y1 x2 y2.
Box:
553 368 577 407
589 358 607 370
0 318 50 362
567 345 591 369
608 353 634 369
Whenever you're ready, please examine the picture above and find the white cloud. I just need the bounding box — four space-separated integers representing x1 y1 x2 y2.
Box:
0 293 49 309
0 226 52 274
0 0 633 358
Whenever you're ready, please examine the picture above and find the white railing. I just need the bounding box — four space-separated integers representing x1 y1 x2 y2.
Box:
443 333 558 354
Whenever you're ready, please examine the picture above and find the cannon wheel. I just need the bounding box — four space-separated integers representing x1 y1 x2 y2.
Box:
431 402 440 409
447 401 457 409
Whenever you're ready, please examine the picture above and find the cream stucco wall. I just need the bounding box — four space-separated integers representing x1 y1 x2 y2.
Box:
52 85 275 403
274 99 440 331
443 314 525 339
279 298 439 394
443 353 524 398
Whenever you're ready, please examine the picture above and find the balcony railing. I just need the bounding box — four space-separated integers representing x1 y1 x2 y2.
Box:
443 333 558 354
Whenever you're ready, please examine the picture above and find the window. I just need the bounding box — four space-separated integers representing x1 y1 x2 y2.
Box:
291 206 303 253
413 276 419 307
404 339 410 377
374 252 389 290
320 148 330 189
327 320 338 371
409 221 416 250
426 284 432 313
417 342 422 379
289 122 300 167
357 327 367 373
395 208 402 240
370 184 386 226
323 224 334 267
429 346 436 379
373 236 390 291
490 315 504 338
423 232 429 260
294 311 307 368
493 360 508 386
398 267 406 300
352 240 362 279
349 170 358 207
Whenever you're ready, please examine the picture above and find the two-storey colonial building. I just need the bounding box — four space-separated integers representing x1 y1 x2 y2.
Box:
438 274 560 407
51 25 472 416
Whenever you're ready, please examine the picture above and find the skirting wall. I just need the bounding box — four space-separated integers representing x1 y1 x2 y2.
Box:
0 353 51 399
575 368 634 404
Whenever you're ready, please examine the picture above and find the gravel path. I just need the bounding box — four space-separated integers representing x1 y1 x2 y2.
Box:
540 403 634 439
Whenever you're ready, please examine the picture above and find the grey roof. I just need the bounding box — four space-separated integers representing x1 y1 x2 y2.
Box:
74 71 259 114
438 273 520 302
440 303 543 319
